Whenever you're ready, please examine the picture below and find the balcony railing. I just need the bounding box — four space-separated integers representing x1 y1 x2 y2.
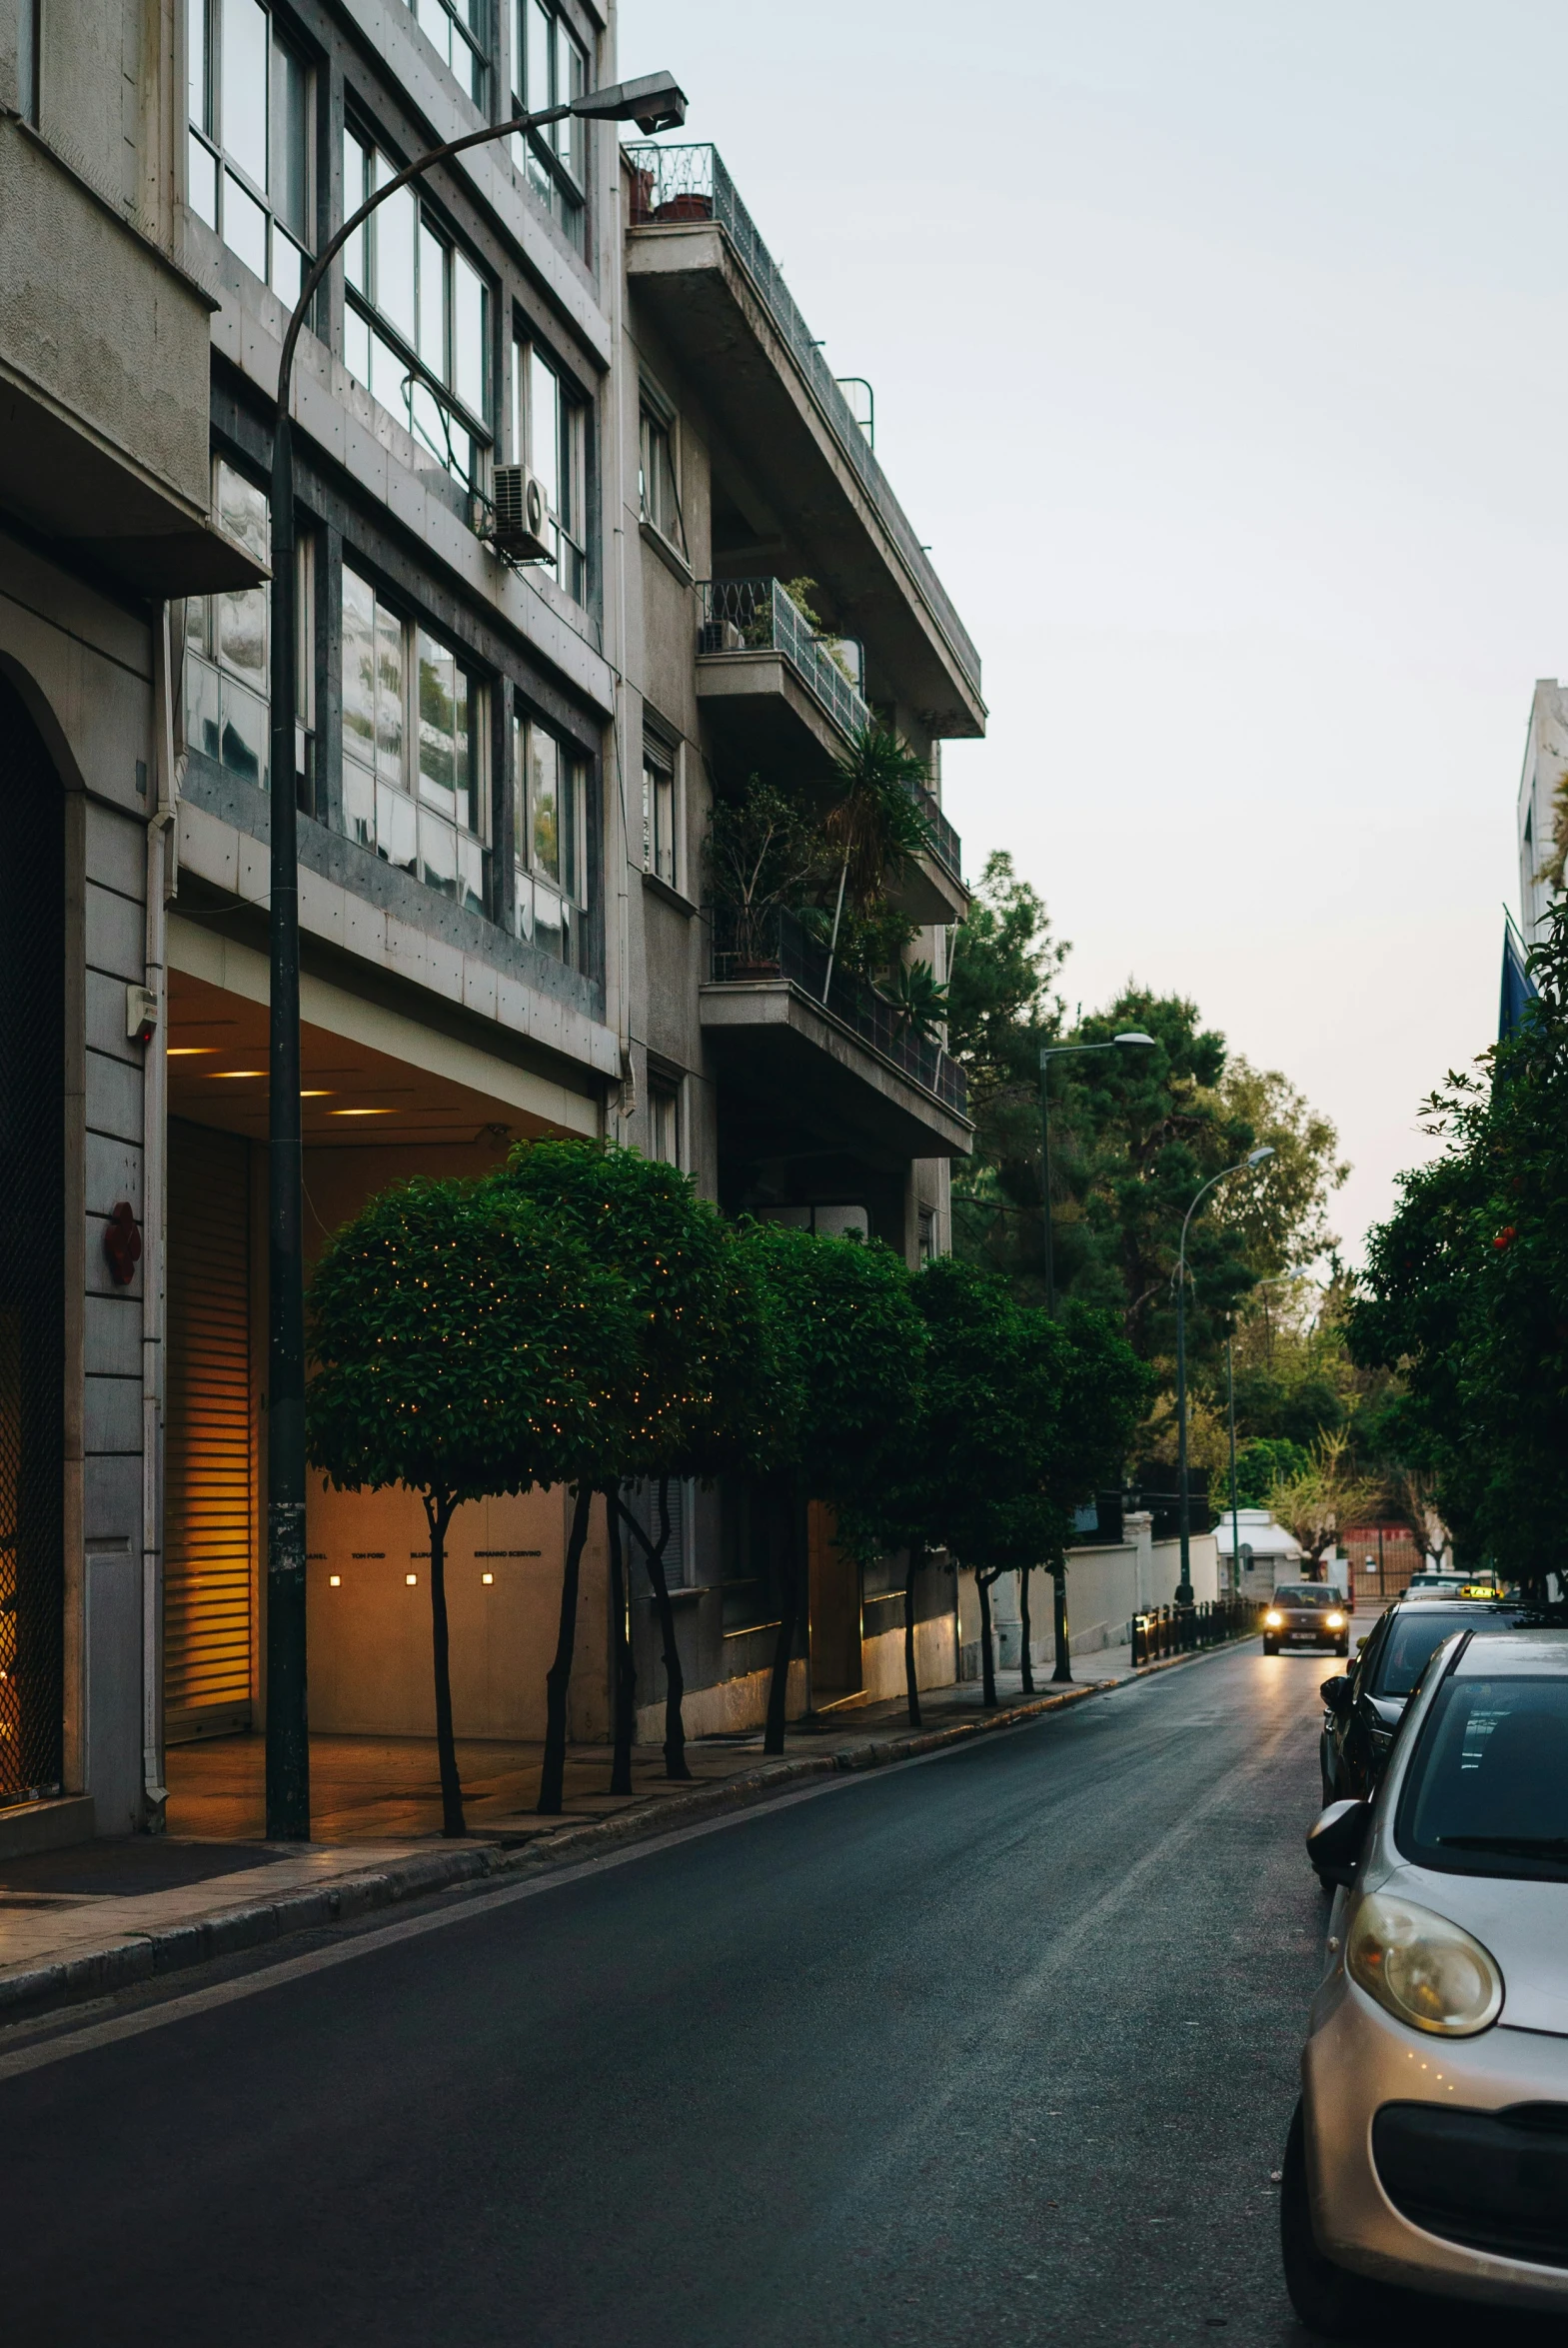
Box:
698 577 870 744
699 579 964 894
912 784 963 893
628 143 981 704
708 904 968 1118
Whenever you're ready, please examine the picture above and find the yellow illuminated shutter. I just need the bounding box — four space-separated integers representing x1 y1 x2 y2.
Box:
164 1121 253 1739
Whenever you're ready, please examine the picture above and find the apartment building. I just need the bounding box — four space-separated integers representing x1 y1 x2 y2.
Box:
1517 678 1567 948
0 0 982 1851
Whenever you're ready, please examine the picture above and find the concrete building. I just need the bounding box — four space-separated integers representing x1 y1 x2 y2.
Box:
1517 678 1568 948
1 0 981 1850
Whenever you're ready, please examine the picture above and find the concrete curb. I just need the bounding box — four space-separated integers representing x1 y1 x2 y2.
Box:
0 1679 1113 2029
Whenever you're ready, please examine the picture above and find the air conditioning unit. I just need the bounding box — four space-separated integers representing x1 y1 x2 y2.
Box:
488 465 553 561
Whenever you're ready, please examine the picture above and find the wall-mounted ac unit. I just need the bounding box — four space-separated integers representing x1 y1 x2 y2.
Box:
488 465 553 561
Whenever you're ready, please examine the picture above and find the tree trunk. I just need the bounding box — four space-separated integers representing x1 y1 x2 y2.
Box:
1018 1563 1035 1695
606 1488 637 1795
539 1482 595 1815
423 1490 465 1838
619 1477 691 1781
764 1539 801 1757
1051 1552 1072 1683
978 1570 997 1708
903 1545 923 1728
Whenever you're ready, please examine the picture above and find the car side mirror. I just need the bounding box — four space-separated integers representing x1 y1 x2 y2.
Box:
1355 1635 1368 1653
1307 1798 1370 1887
1320 1674 1353 1716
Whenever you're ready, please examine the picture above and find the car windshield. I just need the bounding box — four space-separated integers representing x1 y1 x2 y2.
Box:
1367 1609 1528 1698
1397 1675 1568 1880
1276 1587 1335 1608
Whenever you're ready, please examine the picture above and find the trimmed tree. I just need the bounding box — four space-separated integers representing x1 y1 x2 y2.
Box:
305 1176 639 1837
732 1220 926 1754
491 1140 771 1798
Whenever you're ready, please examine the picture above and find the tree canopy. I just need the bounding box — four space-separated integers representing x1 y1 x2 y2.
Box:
1349 899 1568 1590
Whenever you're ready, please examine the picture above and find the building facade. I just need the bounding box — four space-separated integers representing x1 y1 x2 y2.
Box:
1 0 982 1847
1517 677 1568 948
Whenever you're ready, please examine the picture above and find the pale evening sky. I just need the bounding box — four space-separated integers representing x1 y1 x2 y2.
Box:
619 0 1558 1260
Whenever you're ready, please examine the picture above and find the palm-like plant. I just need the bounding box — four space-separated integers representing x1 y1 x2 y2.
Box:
820 724 933 991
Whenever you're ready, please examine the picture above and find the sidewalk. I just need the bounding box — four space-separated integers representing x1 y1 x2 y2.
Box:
0 1636 1206 2029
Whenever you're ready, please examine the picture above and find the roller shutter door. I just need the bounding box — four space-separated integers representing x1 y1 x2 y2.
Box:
165 1121 253 1740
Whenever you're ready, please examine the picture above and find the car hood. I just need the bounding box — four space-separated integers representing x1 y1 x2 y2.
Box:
1364 1857 1568 2036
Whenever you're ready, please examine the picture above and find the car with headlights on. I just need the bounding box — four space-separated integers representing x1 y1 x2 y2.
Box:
1282 1626 1568 2337
1262 1584 1350 1657
1318 1593 1551 1809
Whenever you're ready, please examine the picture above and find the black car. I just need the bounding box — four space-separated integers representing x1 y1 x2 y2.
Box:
1318 1595 1550 1805
1261 1584 1350 1658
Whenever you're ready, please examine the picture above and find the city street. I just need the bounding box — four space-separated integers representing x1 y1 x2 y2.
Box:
0 1635 1555 2347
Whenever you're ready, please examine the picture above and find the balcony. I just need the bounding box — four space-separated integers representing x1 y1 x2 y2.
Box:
627 143 984 740
701 906 972 1163
698 578 967 924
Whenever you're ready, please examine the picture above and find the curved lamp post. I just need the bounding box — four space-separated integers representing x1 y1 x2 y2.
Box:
1034 1029 1154 1683
263 71 688 1841
1173 1146 1275 1606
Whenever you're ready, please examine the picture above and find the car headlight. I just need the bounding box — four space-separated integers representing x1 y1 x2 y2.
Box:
1325 1610 1345 1630
1346 1892 1503 2036
1264 1609 1283 1628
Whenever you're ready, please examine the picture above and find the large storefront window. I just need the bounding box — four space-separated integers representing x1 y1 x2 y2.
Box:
343 567 487 913
513 708 586 969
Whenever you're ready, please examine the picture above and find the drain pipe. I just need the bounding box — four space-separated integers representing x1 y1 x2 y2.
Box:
140 604 179 1831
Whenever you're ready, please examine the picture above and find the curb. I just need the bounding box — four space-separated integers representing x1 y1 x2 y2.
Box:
0 1680 1110 2030
1127 1628 1260 1683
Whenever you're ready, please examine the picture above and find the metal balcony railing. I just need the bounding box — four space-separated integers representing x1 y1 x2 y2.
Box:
628 143 981 705
707 904 968 1118
697 577 870 744
698 579 964 893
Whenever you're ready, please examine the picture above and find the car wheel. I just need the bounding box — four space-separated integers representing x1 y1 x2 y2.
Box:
1263 1638 1277 1656
1280 2100 1388 2338
1336 1640 1349 1657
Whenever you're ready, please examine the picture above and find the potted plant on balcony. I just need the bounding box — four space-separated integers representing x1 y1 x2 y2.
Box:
706 773 832 977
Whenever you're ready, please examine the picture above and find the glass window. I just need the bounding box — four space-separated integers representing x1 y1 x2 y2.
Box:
512 708 588 971
398 0 488 109
341 567 486 912
649 1082 679 1169
639 402 686 558
512 0 588 253
642 741 676 887
342 124 491 495
188 0 312 301
1369 1607 1539 1699
184 460 315 797
512 336 587 603
1397 1675 1568 1881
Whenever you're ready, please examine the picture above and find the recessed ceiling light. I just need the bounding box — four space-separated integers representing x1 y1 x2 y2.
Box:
168 1047 218 1057
329 1573 341 1587
481 1571 495 1585
300 1090 333 1099
332 1107 393 1117
405 1572 418 1585
210 1070 267 1079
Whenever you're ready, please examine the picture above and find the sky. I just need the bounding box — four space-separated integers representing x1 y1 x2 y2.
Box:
618 0 1564 1261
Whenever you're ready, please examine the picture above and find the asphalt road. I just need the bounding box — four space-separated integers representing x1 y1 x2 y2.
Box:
1 1637 1557 2348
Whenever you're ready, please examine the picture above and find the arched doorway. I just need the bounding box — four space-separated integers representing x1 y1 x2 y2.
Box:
0 673 66 1802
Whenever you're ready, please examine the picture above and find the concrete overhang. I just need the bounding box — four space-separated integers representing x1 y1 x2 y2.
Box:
629 220 985 740
696 647 846 783
0 123 263 599
890 849 968 930
700 978 973 1162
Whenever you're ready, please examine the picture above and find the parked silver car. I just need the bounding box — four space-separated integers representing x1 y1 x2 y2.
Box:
1283 1625 1568 2335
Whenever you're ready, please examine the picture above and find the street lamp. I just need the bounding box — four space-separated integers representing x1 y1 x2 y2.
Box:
1173 1146 1274 1607
262 69 688 1842
1037 1031 1155 1315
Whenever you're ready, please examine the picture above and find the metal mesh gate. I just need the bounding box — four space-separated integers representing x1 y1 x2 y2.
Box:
0 675 65 1804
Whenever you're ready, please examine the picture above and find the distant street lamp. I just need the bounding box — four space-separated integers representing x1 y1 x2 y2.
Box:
1173 1147 1275 1607
1037 1031 1155 1315
261 69 688 1843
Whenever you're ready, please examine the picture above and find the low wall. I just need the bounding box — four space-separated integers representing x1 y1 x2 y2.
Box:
981 1518 1220 1675
859 1613 957 1703
635 1656 808 1745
